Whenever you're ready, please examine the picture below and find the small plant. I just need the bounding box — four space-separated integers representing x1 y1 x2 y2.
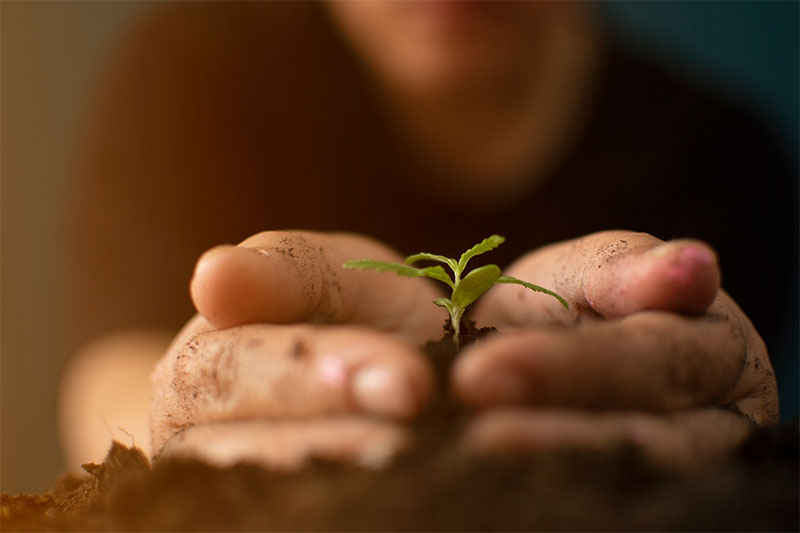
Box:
343 235 568 348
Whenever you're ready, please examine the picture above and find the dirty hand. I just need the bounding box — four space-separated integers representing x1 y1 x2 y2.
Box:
457 231 778 469
151 231 444 469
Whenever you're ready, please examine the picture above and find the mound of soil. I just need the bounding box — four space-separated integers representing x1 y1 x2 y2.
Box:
3 423 797 532
3 321 797 531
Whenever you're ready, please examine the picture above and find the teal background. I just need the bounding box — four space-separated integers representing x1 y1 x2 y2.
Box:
603 1 798 160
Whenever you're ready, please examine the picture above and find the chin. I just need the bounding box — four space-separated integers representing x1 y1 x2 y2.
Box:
327 0 549 96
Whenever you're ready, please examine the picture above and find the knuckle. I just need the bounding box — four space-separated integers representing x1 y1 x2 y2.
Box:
270 233 342 321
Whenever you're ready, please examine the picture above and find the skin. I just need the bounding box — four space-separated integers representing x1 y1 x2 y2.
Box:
325 1 600 202
151 230 776 470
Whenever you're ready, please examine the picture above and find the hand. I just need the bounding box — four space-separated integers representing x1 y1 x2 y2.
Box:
151 231 445 468
455 231 777 469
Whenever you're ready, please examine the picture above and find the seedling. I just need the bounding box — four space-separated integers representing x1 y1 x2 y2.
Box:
343 235 568 348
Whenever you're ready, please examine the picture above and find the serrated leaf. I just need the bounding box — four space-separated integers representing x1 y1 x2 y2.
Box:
433 297 453 312
343 260 454 289
458 235 506 271
405 253 458 273
497 275 569 309
452 264 502 309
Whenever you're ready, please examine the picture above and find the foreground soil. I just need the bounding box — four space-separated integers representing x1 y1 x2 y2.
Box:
2 421 797 532
4 323 797 531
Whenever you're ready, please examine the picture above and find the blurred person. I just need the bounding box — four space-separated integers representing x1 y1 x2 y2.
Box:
59 2 795 471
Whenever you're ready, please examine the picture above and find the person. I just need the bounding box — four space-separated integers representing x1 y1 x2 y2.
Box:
59 2 795 472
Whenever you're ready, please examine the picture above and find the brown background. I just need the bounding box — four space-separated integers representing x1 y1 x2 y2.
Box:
1 1 147 494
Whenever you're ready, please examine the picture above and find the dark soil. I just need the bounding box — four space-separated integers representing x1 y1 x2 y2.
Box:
424 318 497 389
3 321 798 532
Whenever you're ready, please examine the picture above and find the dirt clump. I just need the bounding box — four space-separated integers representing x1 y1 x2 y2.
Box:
2 442 149 531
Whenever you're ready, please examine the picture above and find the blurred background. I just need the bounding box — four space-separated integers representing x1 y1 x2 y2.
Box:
2 1 797 495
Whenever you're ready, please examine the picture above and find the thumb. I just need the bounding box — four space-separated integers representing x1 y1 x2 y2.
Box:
475 231 720 326
190 231 446 342
581 233 720 318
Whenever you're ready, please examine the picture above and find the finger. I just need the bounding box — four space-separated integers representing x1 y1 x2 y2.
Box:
190 231 445 342
460 408 752 471
151 323 433 454
455 309 748 413
158 417 410 470
58 330 170 470
712 294 779 425
473 231 720 328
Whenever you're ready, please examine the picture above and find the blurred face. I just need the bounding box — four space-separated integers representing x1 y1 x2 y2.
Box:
326 1 562 97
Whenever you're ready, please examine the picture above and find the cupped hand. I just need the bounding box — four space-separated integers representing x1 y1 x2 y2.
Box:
190 230 445 342
151 231 446 468
456 231 778 469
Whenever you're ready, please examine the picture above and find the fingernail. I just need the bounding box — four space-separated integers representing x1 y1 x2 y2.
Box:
645 241 715 266
352 366 415 418
645 243 717 285
645 241 680 258
197 244 235 263
241 246 272 259
679 245 715 267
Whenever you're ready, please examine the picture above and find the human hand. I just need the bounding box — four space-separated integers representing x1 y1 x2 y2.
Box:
151 231 445 469
455 231 777 469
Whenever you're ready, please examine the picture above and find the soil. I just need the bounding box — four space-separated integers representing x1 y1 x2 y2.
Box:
3 321 798 532
424 318 497 389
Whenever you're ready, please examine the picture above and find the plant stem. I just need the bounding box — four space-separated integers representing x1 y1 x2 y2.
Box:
451 306 464 350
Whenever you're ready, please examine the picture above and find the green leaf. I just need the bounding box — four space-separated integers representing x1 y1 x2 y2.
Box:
342 260 454 289
452 264 502 309
343 259 424 277
496 275 569 309
421 265 455 288
433 297 454 312
458 235 506 272
405 253 458 273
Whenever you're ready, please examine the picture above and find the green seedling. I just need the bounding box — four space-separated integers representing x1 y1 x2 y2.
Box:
343 235 568 348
